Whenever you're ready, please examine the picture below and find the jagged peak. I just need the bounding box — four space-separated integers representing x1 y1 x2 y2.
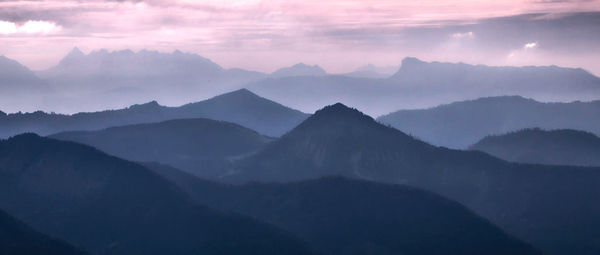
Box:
271 63 327 76
294 63 325 71
67 47 84 57
292 62 319 68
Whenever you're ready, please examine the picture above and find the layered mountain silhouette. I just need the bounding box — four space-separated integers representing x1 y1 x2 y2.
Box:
38 48 224 80
342 64 398 79
0 56 50 113
0 208 85 255
51 118 272 178
32 48 266 112
378 96 600 149
0 88 308 138
227 103 600 255
0 56 44 87
0 134 316 255
249 57 600 116
2 52 598 115
470 128 600 166
144 163 542 255
248 75 392 115
271 63 327 78
391 57 600 101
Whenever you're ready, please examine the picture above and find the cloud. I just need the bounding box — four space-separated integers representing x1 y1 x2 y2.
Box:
0 21 18 34
0 1 599 73
0 20 61 35
19 20 62 34
452 31 474 39
524 42 538 49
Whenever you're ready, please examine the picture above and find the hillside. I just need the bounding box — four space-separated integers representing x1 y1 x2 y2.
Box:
0 88 309 138
271 63 327 78
391 57 600 101
470 128 600 166
33 48 267 112
227 103 600 255
0 134 316 255
144 163 542 255
51 118 272 178
0 56 50 113
0 208 86 255
248 57 600 116
378 96 600 149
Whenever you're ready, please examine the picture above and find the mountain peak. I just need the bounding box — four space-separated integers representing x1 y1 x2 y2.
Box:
271 63 327 78
400 57 426 68
214 88 260 100
128 100 162 110
58 47 85 65
67 47 84 57
299 103 376 129
315 102 360 115
8 133 43 142
292 63 314 68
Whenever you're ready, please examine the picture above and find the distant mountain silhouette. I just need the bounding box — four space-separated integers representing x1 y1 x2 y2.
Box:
0 134 316 255
341 64 398 79
378 96 600 149
271 63 327 78
0 88 309 138
144 163 541 255
0 56 50 113
470 128 600 166
51 118 272 178
227 103 600 255
0 208 86 255
391 57 600 100
0 56 43 86
39 48 224 81
248 75 394 115
249 57 600 116
33 48 267 113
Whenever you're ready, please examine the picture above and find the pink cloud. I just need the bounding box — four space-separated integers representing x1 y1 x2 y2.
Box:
0 0 599 73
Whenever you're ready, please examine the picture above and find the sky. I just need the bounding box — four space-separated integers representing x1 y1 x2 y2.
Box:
1 0 600 74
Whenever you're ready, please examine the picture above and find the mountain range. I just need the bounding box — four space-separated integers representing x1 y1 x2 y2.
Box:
0 56 50 113
45 101 600 255
0 133 546 255
390 57 600 102
33 48 266 112
145 162 542 255
270 63 327 78
0 88 308 138
3 98 600 255
249 57 600 116
2 49 599 116
50 118 272 179
341 64 398 79
377 96 600 148
0 134 317 255
470 128 600 166
224 103 600 255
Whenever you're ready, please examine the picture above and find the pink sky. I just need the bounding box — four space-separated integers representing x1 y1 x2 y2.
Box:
1 0 600 73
